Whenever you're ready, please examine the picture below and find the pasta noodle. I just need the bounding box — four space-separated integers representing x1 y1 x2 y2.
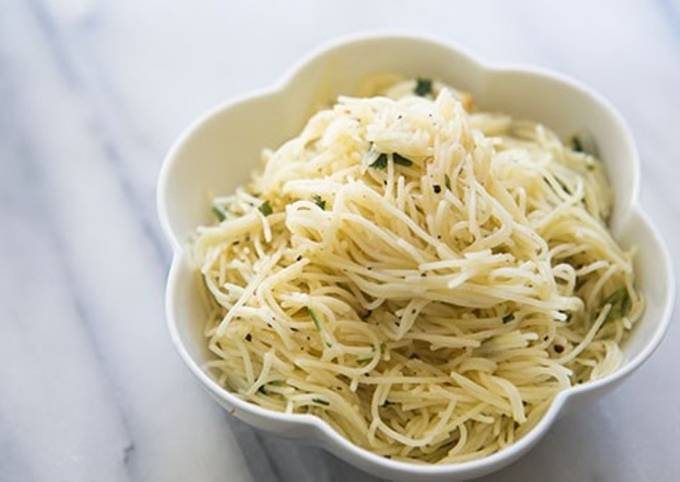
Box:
192 77 643 463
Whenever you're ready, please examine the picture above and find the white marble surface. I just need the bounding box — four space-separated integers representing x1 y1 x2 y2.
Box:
1 0 679 480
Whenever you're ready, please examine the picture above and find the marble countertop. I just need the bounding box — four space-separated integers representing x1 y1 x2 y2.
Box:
2 0 679 480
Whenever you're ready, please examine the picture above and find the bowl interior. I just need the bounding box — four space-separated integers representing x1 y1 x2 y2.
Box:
162 35 668 414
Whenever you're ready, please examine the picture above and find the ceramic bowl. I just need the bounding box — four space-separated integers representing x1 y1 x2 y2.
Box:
157 33 674 481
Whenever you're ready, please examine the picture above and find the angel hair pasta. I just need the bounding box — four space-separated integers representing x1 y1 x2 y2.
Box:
191 77 642 463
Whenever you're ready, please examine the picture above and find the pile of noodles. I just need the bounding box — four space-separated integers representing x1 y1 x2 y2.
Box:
191 77 643 463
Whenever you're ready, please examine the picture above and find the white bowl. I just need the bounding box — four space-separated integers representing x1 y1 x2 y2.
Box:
157 33 675 481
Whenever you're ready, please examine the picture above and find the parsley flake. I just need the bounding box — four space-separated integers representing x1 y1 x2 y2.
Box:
258 200 273 216
603 288 631 321
211 206 226 222
571 136 584 152
414 77 433 96
370 153 388 169
393 153 413 166
370 152 412 169
312 194 326 210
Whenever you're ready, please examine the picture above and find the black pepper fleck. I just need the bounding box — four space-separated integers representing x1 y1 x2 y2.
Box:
554 345 565 354
433 185 442 194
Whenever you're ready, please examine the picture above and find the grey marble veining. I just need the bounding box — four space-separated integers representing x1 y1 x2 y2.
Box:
1 0 679 481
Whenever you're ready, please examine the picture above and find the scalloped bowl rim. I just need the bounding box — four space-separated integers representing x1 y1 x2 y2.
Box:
157 32 675 479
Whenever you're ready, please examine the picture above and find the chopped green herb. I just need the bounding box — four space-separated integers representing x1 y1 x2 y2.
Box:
380 342 386 354
357 357 373 364
312 194 326 210
268 380 285 386
308 308 332 347
444 174 451 190
370 153 388 169
586 164 595 171
258 200 273 216
603 288 631 321
415 77 433 96
370 152 412 169
211 206 226 222
571 136 584 153
308 308 323 331
393 153 413 167
312 398 330 406
502 314 515 324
